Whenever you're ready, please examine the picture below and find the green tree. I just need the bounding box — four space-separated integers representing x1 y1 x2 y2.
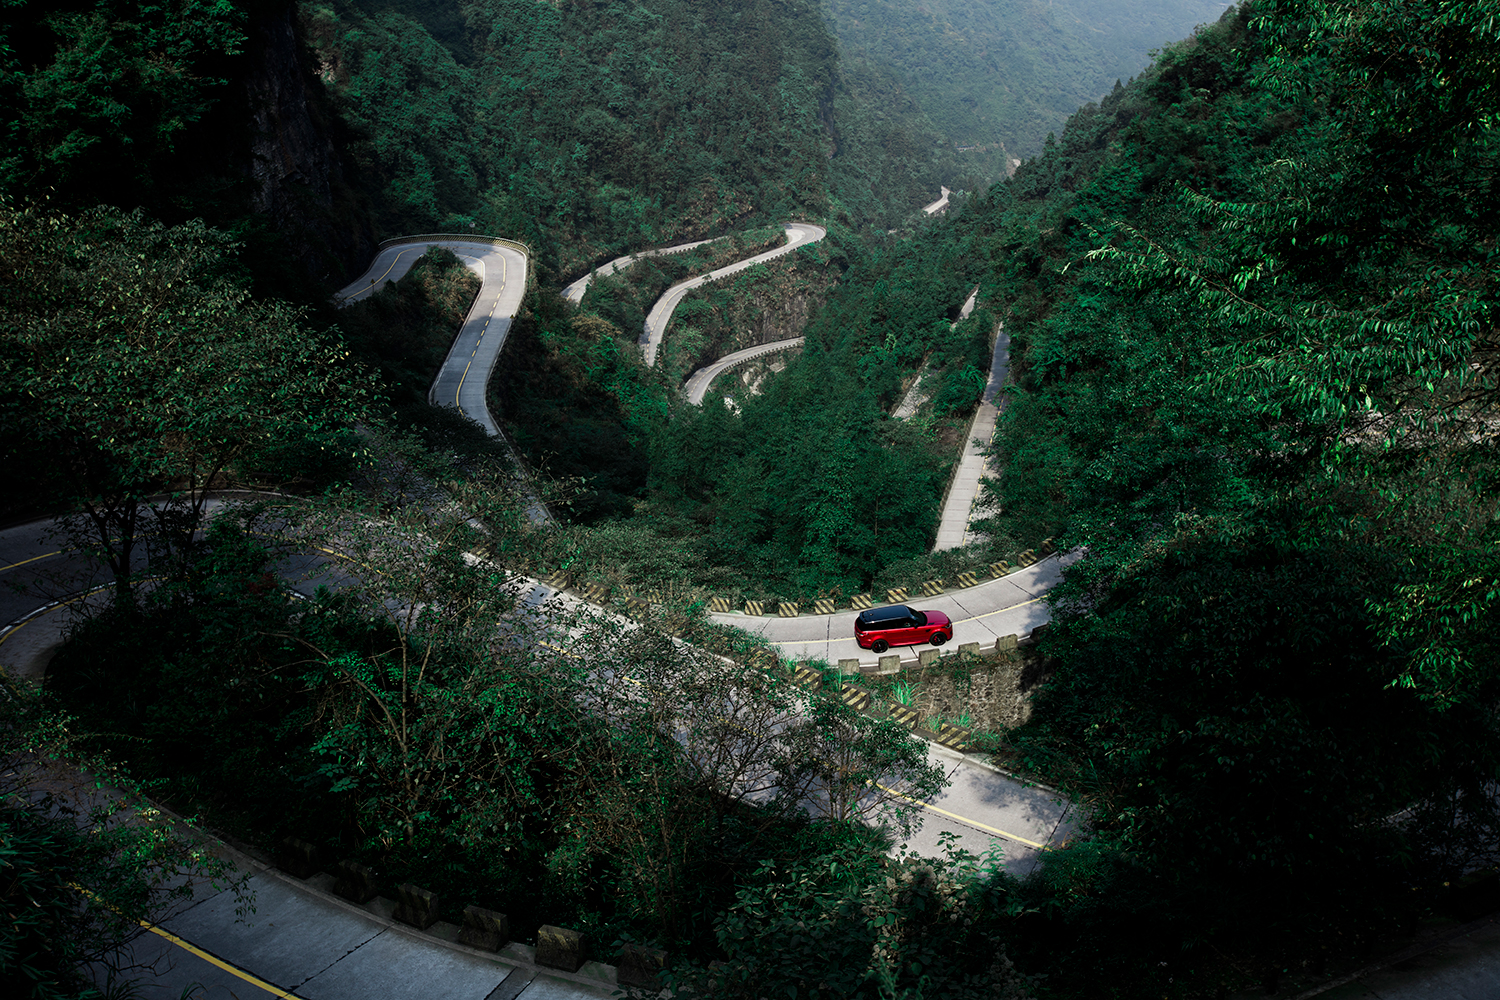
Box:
0 204 372 600
0 696 245 1000
0 0 246 204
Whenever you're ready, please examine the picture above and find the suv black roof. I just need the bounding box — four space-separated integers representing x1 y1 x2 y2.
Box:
856 604 913 625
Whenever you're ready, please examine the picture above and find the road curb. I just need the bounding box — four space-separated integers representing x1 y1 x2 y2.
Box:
138 799 622 996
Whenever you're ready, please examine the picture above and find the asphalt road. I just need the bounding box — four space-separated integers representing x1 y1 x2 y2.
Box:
335 240 528 437
681 336 804 404
923 186 952 216
1 227 1073 998
560 236 721 305
718 554 1068 671
0 520 1075 997
641 222 826 366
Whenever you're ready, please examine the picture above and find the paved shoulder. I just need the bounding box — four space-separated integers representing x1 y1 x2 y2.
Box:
121 861 614 1000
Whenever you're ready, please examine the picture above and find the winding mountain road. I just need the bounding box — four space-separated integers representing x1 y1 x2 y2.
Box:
560 236 721 305
336 238 528 437
0 227 1062 999
923 186 952 216
682 336 805 405
641 222 826 366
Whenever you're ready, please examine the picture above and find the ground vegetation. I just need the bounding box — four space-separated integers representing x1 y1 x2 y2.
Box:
945 0 1500 992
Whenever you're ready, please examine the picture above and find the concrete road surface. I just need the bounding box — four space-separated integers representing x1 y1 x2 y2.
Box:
641 222 826 366
682 336 804 404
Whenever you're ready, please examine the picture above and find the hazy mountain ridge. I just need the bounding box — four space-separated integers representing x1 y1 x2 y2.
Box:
823 0 1230 170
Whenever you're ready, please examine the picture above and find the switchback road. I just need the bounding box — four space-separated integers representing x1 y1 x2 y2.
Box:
641 222 826 366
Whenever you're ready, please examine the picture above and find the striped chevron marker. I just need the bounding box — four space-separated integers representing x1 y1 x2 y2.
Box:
744 600 765 617
812 598 837 615
886 587 909 603
920 579 944 597
841 685 871 712
850 593 873 609
888 704 920 729
708 596 733 612
778 602 799 618
934 722 972 751
956 571 979 588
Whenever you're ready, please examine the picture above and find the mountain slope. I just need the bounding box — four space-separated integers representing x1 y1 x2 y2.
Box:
823 0 1230 176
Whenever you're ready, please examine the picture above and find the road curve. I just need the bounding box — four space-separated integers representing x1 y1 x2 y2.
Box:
682 336 804 405
923 186 952 216
336 239 528 437
560 236 722 305
641 222 827 367
0 228 1068 997
335 239 548 523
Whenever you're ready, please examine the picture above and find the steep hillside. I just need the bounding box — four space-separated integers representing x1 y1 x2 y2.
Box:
0 0 377 300
824 0 1229 177
301 0 986 277
934 0 1500 991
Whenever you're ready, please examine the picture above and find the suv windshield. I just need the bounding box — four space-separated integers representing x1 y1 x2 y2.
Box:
912 610 927 625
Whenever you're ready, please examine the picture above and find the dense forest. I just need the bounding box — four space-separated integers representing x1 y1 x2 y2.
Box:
823 0 1227 169
5 0 1500 998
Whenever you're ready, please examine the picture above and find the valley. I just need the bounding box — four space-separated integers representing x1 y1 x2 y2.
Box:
3 1 1499 998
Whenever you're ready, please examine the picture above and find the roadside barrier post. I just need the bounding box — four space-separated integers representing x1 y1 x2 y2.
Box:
393 884 442 930
457 905 510 951
536 925 589 972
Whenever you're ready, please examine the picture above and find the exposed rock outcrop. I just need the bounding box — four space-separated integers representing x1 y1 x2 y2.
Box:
239 7 375 287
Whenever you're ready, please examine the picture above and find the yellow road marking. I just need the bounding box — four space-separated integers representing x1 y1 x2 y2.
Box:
72 883 307 998
963 594 1044 623
0 548 64 573
0 587 106 650
879 784 1047 849
351 247 418 298
453 250 509 411
140 921 310 999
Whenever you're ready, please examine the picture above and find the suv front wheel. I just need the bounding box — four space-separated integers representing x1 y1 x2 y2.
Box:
929 633 948 646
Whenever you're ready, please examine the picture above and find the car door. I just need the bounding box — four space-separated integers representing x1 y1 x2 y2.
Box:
892 611 922 647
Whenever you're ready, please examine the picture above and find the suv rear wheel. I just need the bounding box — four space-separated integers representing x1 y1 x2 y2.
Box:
871 639 889 653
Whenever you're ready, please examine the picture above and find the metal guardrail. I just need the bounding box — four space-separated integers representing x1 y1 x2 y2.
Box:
376 233 532 258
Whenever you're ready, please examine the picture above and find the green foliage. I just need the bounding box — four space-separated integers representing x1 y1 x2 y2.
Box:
0 204 373 591
824 0 1226 164
0 695 245 1000
685 835 1031 1000
953 0 1500 987
47 492 954 960
0 0 247 203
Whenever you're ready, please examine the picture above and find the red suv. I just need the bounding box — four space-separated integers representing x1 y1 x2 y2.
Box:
854 604 952 654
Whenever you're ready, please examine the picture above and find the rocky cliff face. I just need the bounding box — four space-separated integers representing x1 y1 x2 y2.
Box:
239 7 375 287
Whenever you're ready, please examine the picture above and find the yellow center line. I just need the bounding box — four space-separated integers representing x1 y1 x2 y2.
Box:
0 548 64 573
453 250 509 411
0 587 110 650
879 784 1048 849
351 247 418 298
140 921 310 999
